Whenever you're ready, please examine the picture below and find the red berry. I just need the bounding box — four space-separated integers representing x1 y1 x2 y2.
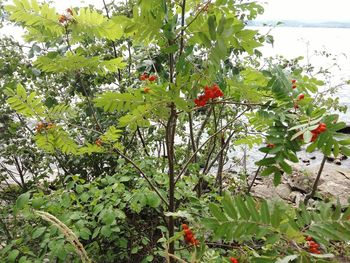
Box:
305 236 313 241
95 138 103 146
190 237 197 244
194 95 208 107
140 73 148 81
148 75 157 81
184 229 192 235
297 94 305 100
211 84 224 98
292 84 297 89
67 8 73 15
294 104 299 109
181 224 189 230
292 79 296 84
267 143 275 148
184 234 193 242
59 15 67 23
311 132 318 142
318 123 327 133
229 257 239 263
309 247 319 253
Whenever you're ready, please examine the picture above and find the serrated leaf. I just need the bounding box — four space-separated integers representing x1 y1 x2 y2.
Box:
209 203 227 221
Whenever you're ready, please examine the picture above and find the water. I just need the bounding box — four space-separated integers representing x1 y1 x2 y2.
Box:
228 26 350 175
254 26 350 124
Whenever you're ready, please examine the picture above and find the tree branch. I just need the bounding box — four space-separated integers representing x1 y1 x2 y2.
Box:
175 108 248 184
113 149 168 206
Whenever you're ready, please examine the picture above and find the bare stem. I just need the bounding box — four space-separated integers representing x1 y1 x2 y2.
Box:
113 149 168 206
247 153 268 193
175 109 248 184
304 155 327 205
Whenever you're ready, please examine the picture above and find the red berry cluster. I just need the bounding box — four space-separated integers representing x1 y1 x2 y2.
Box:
291 79 297 89
140 73 157 82
305 236 321 254
229 257 239 263
181 224 199 246
194 84 224 107
35 122 55 133
267 143 275 148
310 122 327 142
58 8 74 24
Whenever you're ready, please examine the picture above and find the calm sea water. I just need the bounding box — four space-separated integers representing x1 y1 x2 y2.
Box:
254 26 350 123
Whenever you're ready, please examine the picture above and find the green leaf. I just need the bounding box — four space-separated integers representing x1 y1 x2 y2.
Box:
145 192 161 208
208 15 217 40
273 170 282 186
222 192 237 220
32 227 46 239
276 255 298 263
261 166 279 176
338 139 350 145
209 203 227 221
256 157 276 166
341 146 350 156
260 200 270 224
7 250 20 263
16 192 30 209
279 160 292 174
235 196 250 220
246 197 260 221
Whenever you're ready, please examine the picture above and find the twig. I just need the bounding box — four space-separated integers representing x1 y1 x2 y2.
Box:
304 155 327 205
179 0 186 57
174 0 212 41
137 127 150 156
113 148 168 206
175 109 248 184
102 0 122 82
247 153 268 193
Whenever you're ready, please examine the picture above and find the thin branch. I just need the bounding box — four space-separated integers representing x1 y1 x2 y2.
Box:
175 109 248 184
76 72 102 132
174 0 212 41
113 149 168 206
304 155 327 205
188 112 197 162
137 127 150 156
209 131 235 174
195 106 213 147
247 153 268 193
179 0 186 57
102 0 122 82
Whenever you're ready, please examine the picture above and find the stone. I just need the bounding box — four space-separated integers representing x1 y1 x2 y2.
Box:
251 163 350 207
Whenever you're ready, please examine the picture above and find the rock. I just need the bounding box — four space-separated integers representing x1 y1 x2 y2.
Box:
294 163 350 206
275 184 292 200
327 154 347 165
251 163 350 207
338 125 350 134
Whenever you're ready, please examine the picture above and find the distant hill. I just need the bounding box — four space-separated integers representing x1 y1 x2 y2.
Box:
248 20 350 28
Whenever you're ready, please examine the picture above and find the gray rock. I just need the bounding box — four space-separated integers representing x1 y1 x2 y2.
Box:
251 163 350 206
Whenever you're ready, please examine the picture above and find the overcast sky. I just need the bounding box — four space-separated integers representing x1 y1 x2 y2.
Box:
51 0 350 22
258 0 350 22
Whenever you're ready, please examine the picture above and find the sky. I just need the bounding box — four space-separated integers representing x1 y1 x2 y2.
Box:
257 0 350 22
